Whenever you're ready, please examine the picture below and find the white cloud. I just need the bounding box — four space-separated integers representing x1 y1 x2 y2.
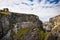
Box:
0 0 60 22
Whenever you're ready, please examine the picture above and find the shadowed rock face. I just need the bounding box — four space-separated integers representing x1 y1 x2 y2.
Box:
0 9 43 40
0 14 10 40
0 21 3 39
9 13 43 40
10 12 43 29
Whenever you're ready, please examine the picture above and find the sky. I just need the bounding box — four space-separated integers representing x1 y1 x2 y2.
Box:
0 0 60 22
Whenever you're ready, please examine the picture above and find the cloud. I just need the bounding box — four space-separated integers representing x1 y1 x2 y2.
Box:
0 0 60 22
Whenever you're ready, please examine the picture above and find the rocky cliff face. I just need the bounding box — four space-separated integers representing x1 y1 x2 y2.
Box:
46 24 60 40
1 8 60 40
0 8 44 40
9 12 43 40
45 15 60 40
0 14 10 40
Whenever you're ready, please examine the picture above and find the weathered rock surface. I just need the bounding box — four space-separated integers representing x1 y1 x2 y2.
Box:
45 15 60 40
0 8 43 40
1 8 60 40
0 14 10 40
10 12 43 40
46 24 60 40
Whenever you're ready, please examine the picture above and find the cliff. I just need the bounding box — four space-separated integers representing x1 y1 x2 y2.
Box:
45 15 60 40
0 8 45 40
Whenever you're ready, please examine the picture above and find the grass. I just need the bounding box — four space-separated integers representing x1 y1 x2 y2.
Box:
0 11 9 15
16 25 49 40
36 29 49 40
16 25 36 40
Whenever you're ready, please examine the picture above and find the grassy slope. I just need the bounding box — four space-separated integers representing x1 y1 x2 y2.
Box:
17 26 36 40
16 26 48 40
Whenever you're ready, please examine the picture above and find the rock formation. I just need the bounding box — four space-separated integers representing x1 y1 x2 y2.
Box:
0 8 44 40
45 15 60 40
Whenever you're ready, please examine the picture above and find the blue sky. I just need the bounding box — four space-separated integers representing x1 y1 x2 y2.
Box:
0 0 60 22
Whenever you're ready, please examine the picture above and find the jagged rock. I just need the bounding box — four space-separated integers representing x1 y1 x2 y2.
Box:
0 8 43 40
45 15 60 40
46 24 60 40
0 14 10 40
10 13 43 40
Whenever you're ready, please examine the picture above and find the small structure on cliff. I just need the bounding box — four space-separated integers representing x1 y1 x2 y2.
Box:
0 8 9 12
0 8 9 15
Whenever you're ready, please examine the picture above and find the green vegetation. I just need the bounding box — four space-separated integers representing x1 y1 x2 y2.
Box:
16 25 36 40
16 25 49 40
36 29 49 40
10 25 49 40
0 11 9 15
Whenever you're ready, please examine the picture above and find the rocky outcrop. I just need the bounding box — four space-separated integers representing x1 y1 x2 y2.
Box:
0 8 43 40
45 15 60 40
0 14 10 40
46 24 60 40
10 12 43 40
